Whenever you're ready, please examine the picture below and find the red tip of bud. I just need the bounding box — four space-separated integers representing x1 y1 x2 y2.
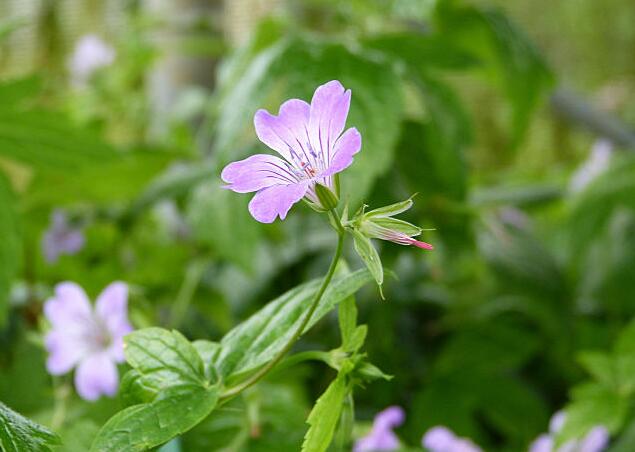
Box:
411 239 434 250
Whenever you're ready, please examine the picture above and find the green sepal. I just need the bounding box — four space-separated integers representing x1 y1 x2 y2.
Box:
315 183 339 211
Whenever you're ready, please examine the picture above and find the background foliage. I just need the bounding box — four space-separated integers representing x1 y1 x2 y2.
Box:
1 0 635 450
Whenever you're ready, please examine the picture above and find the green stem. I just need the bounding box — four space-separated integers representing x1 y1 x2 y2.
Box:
220 210 345 400
169 259 205 329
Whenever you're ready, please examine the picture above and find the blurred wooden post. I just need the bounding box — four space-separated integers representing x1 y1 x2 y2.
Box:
223 0 281 45
145 0 223 139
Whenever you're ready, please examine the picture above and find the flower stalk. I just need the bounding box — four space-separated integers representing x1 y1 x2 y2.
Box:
220 210 345 400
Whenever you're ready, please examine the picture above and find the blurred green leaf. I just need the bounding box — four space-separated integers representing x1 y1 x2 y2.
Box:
217 268 372 380
363 33 479 71
302 373 349 452
186 182 261 272
0 402 61 452
560 383 628 443
435 2 553 147
0 171 20 326
26 149 174 206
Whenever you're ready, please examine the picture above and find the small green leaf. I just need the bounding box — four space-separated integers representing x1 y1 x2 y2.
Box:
90 384 219 452
347 326 368 354
315 183 339 211
364 198 414 219
124 328 207 391
0 401 61 452
356 362 393 382
352 230 383 296
302 373 349 452
338 296 358 351
217 269 372 380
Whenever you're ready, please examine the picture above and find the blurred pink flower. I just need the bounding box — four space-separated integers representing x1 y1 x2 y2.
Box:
44 282 133 401
221 80 361 223
42 210 85 264
354 406 405 451
422 426 482 452
529 411 609 452
68 34 115 86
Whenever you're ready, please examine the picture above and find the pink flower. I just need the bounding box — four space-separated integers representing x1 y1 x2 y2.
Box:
68 34 115 86
529 411 609 452
354 406 405 451
422 426 482 452
221 80 361 223
44 282 133 401
41 210 85 264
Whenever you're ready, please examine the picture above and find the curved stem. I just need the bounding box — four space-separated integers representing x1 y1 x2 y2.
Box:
220 210 345 400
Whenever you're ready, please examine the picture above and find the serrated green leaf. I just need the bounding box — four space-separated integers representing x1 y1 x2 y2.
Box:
302 373 349 452
90 384 219 452
0 402 61 452
217 269 372 380
124 328 207 392
352 230 383 291
0 172 20 326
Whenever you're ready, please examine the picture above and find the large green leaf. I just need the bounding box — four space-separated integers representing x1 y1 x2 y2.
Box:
362 33 479 71
124 328 208 391
90 385 219 452
216 268 372 380
0 402 61 452
302 373 349 452
0 172 20 326
0 77 116 170
93 328 221 451
25 149 174 207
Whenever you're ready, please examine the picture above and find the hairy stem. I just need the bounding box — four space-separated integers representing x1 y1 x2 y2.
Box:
220 210 345 400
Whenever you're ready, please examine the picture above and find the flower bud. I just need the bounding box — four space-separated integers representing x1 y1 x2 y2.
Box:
315 183 339 211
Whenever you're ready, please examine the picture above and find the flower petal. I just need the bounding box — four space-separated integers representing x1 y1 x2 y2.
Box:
74 353 119 401
254 99 312 165
422 427 457 451
529 434 554 452
248 182 309 223
308 80 351 166
221 154 298 193
44 282 92 330
95 282 133 346
321 127 361 177
45 330 87 375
